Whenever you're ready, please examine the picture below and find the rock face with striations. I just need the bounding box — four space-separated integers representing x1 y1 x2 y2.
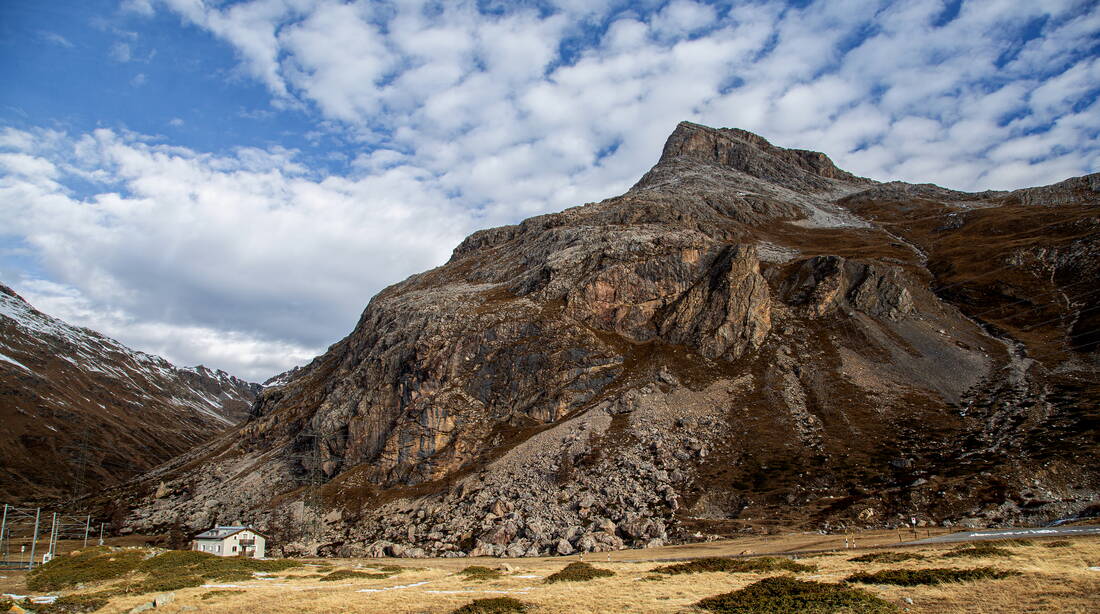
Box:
118 122 1099 556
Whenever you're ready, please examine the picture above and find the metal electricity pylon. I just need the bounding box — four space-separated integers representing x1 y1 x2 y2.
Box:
286 427 345 543
59 424 108 508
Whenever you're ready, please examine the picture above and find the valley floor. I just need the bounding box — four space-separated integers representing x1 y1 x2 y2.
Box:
3 531 1098 613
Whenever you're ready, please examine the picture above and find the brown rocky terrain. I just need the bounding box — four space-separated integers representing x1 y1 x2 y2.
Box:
0 284 260 503
114 121 1098 557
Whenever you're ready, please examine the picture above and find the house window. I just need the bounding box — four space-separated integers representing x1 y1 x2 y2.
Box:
232 546 237 553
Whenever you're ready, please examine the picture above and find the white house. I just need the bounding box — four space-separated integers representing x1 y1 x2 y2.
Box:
191 525 267 558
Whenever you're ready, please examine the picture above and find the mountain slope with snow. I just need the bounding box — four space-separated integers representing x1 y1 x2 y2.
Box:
0 283 260 502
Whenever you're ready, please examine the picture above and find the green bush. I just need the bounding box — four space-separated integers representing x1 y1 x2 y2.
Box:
27 547 148 591
451 596 528 613
26 547 303 595
652 557 815 575
202 570 255 582
137 550 300 575
134 574 205 593
29 594 111 614
942 544 1013 559
459 566 503 581
696 576 897 613
544 562 614 583
845 567 1019 586
849 552 924 563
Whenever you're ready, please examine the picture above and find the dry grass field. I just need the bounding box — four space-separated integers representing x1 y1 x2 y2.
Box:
2 533 1097 613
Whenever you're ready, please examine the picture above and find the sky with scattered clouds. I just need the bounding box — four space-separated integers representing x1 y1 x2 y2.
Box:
1 0 1098 381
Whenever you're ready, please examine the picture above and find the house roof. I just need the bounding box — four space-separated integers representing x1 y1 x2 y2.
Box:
193 525 268 540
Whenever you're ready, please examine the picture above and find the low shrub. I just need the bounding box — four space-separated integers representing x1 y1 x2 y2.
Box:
451 596 528 613
942 544 1013 559
459 566 503 581
202 570 254 582
319 569 392 581
138 550 300 576
34 594 111 614
696 576 897 613
27 547 148 591
653 557 815 575
544 562 614 583
1044 540 1072 548
998 539 1033 547
845 567 1019 586
849 552 924 563
134 574 205 593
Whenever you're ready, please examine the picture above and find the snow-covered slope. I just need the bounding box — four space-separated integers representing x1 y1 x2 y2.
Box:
0 283 260 502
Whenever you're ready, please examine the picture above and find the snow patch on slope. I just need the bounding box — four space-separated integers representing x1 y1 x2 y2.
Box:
0 351 32 373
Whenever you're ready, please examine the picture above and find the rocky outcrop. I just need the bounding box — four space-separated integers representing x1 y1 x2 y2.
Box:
656 245 771 359
116 121 1100 556
782 256 914 320
0 285 260 501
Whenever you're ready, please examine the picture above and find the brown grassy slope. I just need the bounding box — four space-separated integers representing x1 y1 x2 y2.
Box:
4 535 1097 613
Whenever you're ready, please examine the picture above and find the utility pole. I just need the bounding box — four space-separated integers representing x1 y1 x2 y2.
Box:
0 504 8 550
28 508 40 569
47 512 58 560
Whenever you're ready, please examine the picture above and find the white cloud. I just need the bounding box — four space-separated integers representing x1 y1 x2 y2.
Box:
651 0 717 39
12 278 317 381
40 31 74 47
109 41 132 62
121 0 155 16
0 126 474 380
278 2 395 121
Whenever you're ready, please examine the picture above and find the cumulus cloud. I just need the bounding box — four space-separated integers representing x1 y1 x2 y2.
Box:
3 0 1098 380
0 126 474 380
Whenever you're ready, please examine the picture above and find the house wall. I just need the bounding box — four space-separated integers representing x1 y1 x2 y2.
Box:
191 529 267 558
227 530 266 558
193 538 224 555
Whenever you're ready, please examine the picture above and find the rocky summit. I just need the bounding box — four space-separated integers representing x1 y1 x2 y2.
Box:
117 121 1099 557
0 284 260 502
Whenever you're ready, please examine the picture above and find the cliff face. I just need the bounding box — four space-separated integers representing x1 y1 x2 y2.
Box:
0 285 260 502
120 122 1099 557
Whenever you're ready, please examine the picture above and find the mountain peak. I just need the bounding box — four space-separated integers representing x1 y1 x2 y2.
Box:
640 120 872 192
0 283 27 303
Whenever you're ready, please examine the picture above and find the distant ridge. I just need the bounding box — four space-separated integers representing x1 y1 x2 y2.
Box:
0 284 260 502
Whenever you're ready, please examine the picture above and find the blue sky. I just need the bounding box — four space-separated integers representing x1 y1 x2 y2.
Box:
1 0 1098 380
